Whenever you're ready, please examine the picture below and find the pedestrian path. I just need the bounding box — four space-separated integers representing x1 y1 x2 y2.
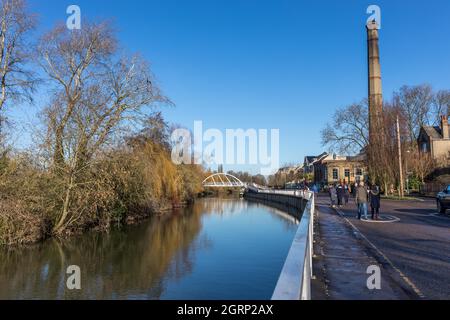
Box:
311 197 412 300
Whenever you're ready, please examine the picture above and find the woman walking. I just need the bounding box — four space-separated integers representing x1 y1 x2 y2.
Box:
369 184 381 220
329 185 338 208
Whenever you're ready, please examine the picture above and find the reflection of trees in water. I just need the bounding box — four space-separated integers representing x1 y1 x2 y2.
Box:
199 197 248 217
245 198 303 230
264 206 300 231
0 202 209 299
0 198 292 299
0 240 71 299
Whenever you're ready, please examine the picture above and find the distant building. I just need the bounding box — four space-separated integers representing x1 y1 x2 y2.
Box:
303 153 327 174
418 115 450 164
277 165 304 179
312 153 367 186
270 164 304 188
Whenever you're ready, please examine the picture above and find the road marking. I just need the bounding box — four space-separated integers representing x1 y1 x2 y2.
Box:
427 211 450 219
360 215 400 223
333 207 426 299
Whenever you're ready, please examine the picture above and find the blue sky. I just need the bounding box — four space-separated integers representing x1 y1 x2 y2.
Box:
8 0 450 173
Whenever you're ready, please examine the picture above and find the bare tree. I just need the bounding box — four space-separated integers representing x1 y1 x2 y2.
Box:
0 0 37 146
410 148 435 184
321 100 369 154
432 89 450 124
392 84 434 143
38 22 168 234
131 111 172 151
38 22 116 168
0 0 37 112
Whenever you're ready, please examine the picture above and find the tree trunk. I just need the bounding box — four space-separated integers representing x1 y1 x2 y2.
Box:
53 127 65 171
54 174 74 234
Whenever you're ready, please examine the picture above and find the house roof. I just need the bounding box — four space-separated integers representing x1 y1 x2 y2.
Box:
422 126 443 140
312 152 366 165
304 156 316 163
304 152 327 165
347 153 367 161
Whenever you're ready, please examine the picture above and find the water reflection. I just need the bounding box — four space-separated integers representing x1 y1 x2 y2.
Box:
0 198 298 300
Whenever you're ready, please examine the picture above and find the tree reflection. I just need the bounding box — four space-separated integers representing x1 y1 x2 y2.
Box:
0 201 207 299
0 197 298 300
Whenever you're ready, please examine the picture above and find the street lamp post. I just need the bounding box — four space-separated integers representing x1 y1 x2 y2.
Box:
406 150 410 195
396 116 405 198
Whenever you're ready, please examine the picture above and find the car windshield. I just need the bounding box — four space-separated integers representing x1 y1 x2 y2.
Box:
446 186 450 192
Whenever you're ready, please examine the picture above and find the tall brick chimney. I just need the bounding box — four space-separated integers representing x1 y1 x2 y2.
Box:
367 20 383 145
441 115 449 139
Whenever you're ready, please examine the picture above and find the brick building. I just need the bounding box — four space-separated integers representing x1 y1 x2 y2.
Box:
311 153 367 187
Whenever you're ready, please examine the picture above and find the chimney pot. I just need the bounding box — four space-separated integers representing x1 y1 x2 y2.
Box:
441 115 449 139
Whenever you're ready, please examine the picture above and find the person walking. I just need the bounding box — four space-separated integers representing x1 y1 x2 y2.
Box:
337 182 344 207
329 184 338 208
355 181 369 220
351 182 357 197
343 181 350 205
369 184 381 220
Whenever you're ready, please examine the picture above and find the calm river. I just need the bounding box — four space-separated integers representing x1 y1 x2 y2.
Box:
0 198 299 299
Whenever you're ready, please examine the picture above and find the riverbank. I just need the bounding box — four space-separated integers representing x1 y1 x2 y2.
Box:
0 196 198 247
0 139 205 246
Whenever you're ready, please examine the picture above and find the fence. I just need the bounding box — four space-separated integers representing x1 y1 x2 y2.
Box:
245 189 315 300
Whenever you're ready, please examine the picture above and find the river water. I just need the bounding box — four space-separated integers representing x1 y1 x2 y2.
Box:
0 198 299 300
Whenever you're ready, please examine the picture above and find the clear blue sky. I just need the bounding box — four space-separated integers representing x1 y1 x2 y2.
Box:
9 0 450 173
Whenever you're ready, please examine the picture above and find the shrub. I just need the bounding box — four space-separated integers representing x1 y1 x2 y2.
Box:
0 200 50 245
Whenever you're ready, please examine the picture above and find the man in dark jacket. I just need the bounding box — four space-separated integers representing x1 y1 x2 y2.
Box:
369 185 381 220
337 181 344 207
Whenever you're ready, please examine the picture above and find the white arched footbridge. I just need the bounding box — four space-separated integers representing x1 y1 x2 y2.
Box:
202 173 246 188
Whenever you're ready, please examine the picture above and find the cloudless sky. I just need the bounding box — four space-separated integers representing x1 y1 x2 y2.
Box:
8 0 450 173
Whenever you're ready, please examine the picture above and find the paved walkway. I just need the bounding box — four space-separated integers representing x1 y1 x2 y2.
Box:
311 196 420 300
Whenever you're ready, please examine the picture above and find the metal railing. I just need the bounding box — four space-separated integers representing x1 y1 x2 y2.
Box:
256 188 311 199
271 191 315 300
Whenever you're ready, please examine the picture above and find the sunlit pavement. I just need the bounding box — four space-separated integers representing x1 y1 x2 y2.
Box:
312 193 450 300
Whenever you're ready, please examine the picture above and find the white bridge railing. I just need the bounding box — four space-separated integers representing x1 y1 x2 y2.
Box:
256 188 311 198
269 190 315 300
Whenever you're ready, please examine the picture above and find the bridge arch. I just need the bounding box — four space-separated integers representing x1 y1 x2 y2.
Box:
202 173 246 188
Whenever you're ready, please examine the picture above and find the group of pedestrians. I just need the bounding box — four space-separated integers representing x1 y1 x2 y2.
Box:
329 180 381 220
355 182 381 220
329 180 350 208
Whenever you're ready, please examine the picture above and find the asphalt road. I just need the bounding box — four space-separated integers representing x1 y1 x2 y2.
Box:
316 193 450 300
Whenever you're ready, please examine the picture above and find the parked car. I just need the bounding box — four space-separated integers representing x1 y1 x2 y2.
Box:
436 185 450 213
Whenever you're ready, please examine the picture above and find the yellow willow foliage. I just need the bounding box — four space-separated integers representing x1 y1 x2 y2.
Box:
137 142 182 202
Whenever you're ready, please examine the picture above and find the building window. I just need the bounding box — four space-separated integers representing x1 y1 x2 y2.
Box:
421 143 428 153
344 169 350 181
355 168 363 176
332 168 339 180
